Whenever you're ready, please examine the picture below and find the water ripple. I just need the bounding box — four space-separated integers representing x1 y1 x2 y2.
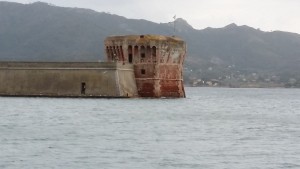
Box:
0 87 300 169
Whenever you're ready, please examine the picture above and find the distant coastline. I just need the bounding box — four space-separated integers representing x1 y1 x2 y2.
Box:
186 80 299 88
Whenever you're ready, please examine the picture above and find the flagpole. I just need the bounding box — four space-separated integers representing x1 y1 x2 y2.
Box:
173 15 176 36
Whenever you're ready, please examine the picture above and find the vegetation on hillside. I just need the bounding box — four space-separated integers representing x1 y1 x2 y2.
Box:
1 2 300 87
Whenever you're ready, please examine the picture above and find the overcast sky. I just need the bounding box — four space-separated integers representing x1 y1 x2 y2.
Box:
4 0 300 33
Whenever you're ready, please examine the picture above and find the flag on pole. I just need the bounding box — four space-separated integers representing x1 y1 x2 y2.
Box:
173 15 176 20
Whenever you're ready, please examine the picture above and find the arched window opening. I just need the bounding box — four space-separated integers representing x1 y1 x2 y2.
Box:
106 46 110 58
152 46 157 57
146 46 151 59
119 46 124 62
140 46 145 58
152 46 157 62
134 45 139 58
128 45 133 63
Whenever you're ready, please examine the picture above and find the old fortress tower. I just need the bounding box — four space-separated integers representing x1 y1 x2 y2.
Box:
105 35 186 97
0 34 186 98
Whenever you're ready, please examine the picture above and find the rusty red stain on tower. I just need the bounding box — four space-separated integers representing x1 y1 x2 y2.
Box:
105 34 186 98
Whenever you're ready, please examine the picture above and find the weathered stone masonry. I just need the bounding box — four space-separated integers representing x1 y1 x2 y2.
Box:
105 35 186 97
0 62 138 97
0 34 186 98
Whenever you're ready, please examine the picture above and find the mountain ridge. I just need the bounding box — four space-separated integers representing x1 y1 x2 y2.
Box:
1 2 300 87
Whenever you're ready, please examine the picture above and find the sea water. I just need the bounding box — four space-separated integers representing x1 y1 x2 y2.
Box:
1 87 300 169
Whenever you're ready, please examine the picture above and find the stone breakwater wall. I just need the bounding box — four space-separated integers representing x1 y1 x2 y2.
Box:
0 62 138 98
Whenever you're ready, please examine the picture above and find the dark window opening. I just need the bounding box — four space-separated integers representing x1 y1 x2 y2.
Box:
129 54 133 63
81 82 86 95
146 46 151 58
133 46 139 57
141 69 146 75
152 46 157 57
128 45 133 51
134 46 139 55
128 45 133 63
140 46 145 58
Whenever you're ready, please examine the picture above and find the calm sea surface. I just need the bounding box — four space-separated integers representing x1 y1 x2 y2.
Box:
1 87 300 169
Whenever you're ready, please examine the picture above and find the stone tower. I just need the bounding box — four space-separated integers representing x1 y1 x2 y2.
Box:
105 34 186 97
